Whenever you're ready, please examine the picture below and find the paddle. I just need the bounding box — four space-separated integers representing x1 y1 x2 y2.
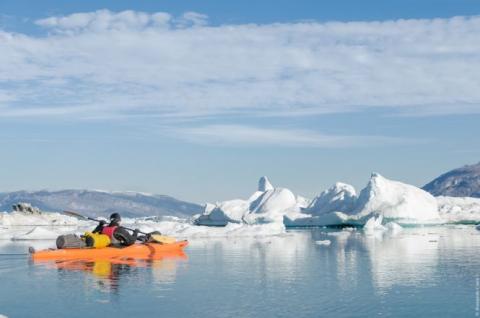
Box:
62 210 176 244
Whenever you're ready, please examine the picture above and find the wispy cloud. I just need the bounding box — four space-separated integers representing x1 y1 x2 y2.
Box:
171 124 415 148
0 10 479 121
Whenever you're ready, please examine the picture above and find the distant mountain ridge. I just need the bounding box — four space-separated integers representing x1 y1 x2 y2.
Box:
0 189 203 218
423 162 480 198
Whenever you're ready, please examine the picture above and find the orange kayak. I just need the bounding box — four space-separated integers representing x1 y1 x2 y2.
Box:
30 240 188 261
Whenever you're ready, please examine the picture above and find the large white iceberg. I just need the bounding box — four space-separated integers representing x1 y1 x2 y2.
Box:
244 188 297 224
306 182 357 215
353 173 440 222
195 199 249 226
196 177 300 226
286 173 442 226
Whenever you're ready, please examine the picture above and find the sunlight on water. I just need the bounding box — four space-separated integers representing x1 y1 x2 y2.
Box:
1 226 480 317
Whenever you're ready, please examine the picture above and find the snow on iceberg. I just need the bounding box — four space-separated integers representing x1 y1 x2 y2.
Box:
0 211 79 226
198 173 447 227
436 196 480 223
306 182 357 215
354 173 440 223
258 176 274 192
195 177 301 226
195 199 249 226
286 174 442 226
244 188 297 224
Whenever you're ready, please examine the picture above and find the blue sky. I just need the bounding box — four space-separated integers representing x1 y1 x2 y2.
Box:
0 1 479 203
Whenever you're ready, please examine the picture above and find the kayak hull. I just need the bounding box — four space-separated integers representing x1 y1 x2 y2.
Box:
30 240 188 261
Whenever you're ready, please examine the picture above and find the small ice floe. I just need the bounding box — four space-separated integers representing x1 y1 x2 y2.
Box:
315 240 331 246
363 215 385 233
476 224 480 231
385 222 403 233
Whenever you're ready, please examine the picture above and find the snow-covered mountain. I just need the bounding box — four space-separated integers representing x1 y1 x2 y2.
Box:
423 162 480 198
0 190 203 218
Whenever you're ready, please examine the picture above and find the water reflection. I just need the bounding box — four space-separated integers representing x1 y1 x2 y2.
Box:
316 226 480 293
32 250 187 294
188 233 311 282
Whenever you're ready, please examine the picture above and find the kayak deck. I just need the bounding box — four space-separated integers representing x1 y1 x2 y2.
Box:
30 240 188 261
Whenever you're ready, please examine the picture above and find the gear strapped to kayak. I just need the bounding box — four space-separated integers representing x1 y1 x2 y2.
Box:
62 210 178 245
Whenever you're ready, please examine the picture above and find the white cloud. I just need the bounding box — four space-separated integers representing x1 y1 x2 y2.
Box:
0 10 479 121
35 10 173 33
172 124 414 148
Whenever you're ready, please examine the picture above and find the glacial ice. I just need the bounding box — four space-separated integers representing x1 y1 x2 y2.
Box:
0 211 79 226
1 173 480 242
306 182 357 215
195 174 480 228
354 173 440 222
436 196 480 223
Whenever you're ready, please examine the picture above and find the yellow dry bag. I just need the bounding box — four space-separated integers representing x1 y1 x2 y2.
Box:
84 232 111 248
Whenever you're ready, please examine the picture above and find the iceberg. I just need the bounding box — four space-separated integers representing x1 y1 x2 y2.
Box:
258 176 274 192
2 173 480 238
195 177 300 226
194 199 249 226
436 196 480 223
284 211 353 227
306 182 357 215
0 211 79 226
244 188 297 224
286 174 442 226
354 173 440 223
197 173 449 227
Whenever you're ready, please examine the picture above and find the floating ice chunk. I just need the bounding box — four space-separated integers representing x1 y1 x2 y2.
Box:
315 240 331 246
385 222 403 233
284 211 354 227
363 215 386 232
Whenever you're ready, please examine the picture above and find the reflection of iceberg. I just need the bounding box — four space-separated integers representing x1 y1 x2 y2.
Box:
360 228 440 291
188 232 310 281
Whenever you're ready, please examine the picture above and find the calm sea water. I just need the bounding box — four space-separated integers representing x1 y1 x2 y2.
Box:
1 226 479 318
